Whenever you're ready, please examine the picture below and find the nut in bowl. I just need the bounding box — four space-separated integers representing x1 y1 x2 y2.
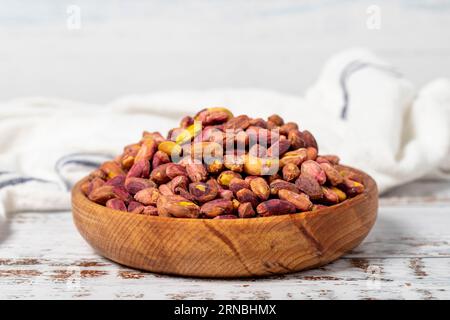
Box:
72 107 378 277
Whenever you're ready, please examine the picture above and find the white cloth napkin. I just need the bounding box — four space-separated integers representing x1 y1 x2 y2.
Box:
1 48 449 216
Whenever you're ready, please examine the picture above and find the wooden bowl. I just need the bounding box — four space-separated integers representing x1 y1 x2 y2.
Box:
72 166 377 278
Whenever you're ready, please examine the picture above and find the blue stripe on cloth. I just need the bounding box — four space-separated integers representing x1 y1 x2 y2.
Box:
54 152 114 191
0 153 113 192
59 159 103 168
0 177 54 189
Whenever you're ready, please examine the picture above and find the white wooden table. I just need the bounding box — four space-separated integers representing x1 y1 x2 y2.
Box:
1 183 449 300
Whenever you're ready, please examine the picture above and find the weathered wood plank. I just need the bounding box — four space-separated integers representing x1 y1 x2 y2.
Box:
348 205 450 258
0 257 448 300
2 206 449 260
0 204 449 299
381 181 450 206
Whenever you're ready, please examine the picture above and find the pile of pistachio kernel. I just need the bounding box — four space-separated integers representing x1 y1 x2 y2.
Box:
81 107 365 218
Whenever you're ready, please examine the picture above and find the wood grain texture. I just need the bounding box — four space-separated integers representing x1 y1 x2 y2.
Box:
1 203 449 299
71 167 378 278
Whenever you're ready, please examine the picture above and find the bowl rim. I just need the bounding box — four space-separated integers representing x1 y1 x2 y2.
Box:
72 165 377 224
